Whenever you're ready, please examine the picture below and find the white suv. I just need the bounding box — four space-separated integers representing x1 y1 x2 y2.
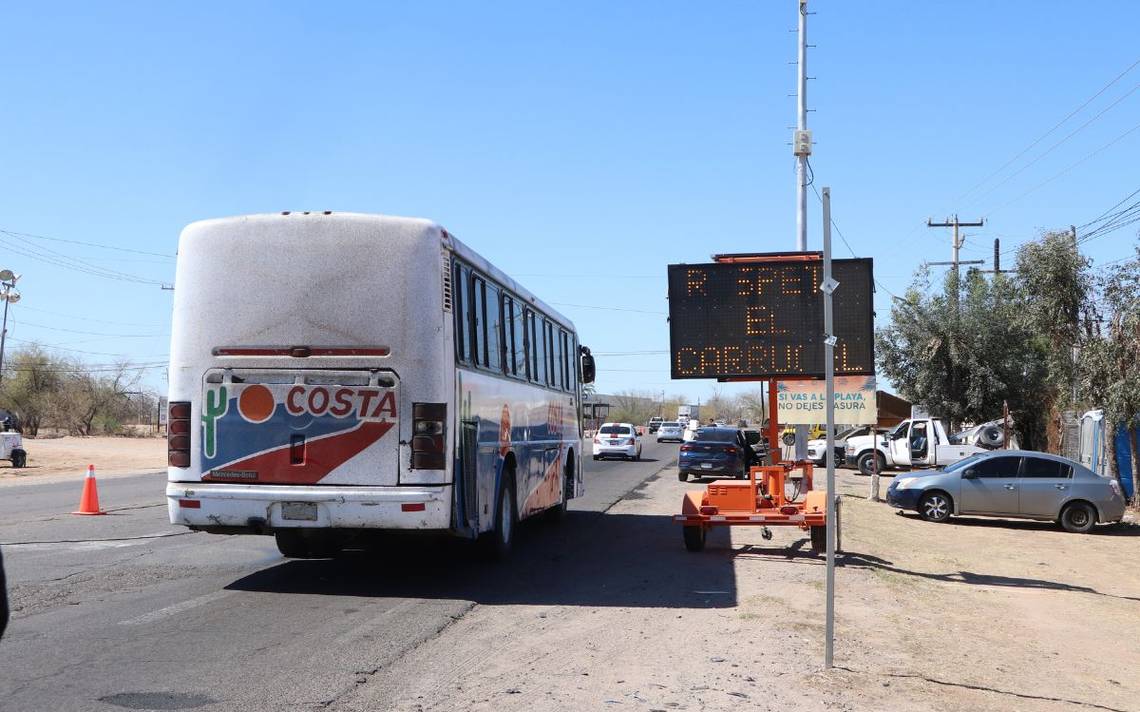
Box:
593 422 642 461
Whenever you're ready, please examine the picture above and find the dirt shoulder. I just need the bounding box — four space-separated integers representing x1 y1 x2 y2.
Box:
0 436 165 486
338 466 1140 712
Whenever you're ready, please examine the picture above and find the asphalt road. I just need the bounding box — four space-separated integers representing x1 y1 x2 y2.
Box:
0 437 680 712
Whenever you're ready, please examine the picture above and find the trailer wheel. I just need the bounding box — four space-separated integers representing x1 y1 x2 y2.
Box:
10 449 26 468
809 525 827 553
683 525 706 552
857 451 886 477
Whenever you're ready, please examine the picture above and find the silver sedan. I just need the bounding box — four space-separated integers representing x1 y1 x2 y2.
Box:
886 450 1126 533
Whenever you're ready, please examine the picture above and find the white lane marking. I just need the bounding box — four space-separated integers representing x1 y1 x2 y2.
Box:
119 590 232 626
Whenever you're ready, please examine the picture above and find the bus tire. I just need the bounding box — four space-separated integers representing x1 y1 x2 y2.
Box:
548 455 574 522
481 471 517 560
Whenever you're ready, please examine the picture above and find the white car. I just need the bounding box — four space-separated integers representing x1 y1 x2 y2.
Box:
593 422 642 461
656 421 684 443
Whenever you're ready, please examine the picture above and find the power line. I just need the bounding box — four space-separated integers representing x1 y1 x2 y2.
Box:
13 304 166 328
981 116 1140 218
0 234 169 286
549 302 667 316
954 56 1140 205
11 318 167 339
6 336 168 358
964 79 1140 209
0 228 176 259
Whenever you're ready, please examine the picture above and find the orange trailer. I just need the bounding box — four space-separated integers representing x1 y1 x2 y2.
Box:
673 379 840 553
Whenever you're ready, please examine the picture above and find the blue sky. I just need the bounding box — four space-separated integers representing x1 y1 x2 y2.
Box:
1 1 1138 402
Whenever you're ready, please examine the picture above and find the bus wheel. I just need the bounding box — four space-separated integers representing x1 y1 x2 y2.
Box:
548 456 574 522
481 475 517 560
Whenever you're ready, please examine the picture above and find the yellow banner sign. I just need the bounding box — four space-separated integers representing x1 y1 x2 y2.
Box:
776 376 877 425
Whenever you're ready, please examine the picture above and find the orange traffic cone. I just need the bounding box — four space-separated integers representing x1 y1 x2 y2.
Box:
72 464 106 515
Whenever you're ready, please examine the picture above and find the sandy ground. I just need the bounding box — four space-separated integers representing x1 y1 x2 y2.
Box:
338 466 1140 712
0 436 165 485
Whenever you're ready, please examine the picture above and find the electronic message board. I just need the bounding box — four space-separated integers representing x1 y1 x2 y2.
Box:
667 256 875 380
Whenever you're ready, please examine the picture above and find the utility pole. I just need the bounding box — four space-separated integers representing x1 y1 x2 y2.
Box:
821 186 837 670
795 0 811 252
0 270 22 387
792 0 813 459
927 215 984 312
980 238 1014 275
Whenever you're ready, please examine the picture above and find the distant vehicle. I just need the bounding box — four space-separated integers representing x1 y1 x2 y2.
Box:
845 417 987 476
677 404 700 425
682 418 701 442
678 427 756 482
0 415 26 468
740 428 770 463
656 421 684 443
593 422 642 461
886 450 1126 533
806 425 885 466
165 212 595 560
647 416 664 433
781 424 826 446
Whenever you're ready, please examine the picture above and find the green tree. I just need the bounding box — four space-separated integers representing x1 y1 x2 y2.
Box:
877 268 1050 447
1080 246 1140 503
1014 230 1096 448
0 344 67 436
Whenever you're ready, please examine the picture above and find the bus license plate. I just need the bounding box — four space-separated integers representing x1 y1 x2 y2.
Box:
282 502 317 521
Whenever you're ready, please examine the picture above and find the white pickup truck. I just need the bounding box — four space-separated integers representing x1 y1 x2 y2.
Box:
845 417 987 476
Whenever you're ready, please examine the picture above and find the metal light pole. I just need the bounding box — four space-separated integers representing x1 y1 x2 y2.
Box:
0 270 22 387
821 188 837 669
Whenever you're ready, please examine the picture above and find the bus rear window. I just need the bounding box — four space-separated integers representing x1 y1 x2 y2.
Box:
600 425 631 435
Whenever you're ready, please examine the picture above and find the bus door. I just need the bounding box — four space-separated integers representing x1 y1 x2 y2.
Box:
459 418 479 530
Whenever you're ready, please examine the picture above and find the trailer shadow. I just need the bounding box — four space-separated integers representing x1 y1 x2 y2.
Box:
224 510 739 609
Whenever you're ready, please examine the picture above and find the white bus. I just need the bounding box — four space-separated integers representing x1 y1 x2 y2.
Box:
166 212 595 558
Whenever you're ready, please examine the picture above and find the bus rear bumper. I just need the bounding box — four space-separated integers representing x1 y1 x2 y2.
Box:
166 482 452 531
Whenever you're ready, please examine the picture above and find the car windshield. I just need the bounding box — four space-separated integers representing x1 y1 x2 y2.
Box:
600 425 631 435
943 453 986 472
694 429 735 443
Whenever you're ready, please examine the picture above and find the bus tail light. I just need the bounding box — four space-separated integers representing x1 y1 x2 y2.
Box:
168 401 191 468
411 403 446 469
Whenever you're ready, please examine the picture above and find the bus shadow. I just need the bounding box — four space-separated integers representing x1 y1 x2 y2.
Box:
224 511 738 609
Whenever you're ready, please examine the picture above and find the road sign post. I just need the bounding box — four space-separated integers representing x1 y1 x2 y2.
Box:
822 187 836 669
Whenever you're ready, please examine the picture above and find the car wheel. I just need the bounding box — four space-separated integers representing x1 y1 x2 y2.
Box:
918 491 952 523
10 449 26 468
678 470 688 482
683 526 706 552
634 449 640 462
592 455 599 461
1060 501 1096 534
857 451 886 477
782 432 796 446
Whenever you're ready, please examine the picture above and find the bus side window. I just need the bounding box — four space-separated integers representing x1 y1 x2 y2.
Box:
544 320 557 388
550 322 564 390
508 296 526 378
485 282 502 372
472 276 487 367
560 330 572 391
530 311 546 385
453 263 468 364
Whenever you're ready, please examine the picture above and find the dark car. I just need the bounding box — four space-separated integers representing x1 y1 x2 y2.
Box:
678 428 756 482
